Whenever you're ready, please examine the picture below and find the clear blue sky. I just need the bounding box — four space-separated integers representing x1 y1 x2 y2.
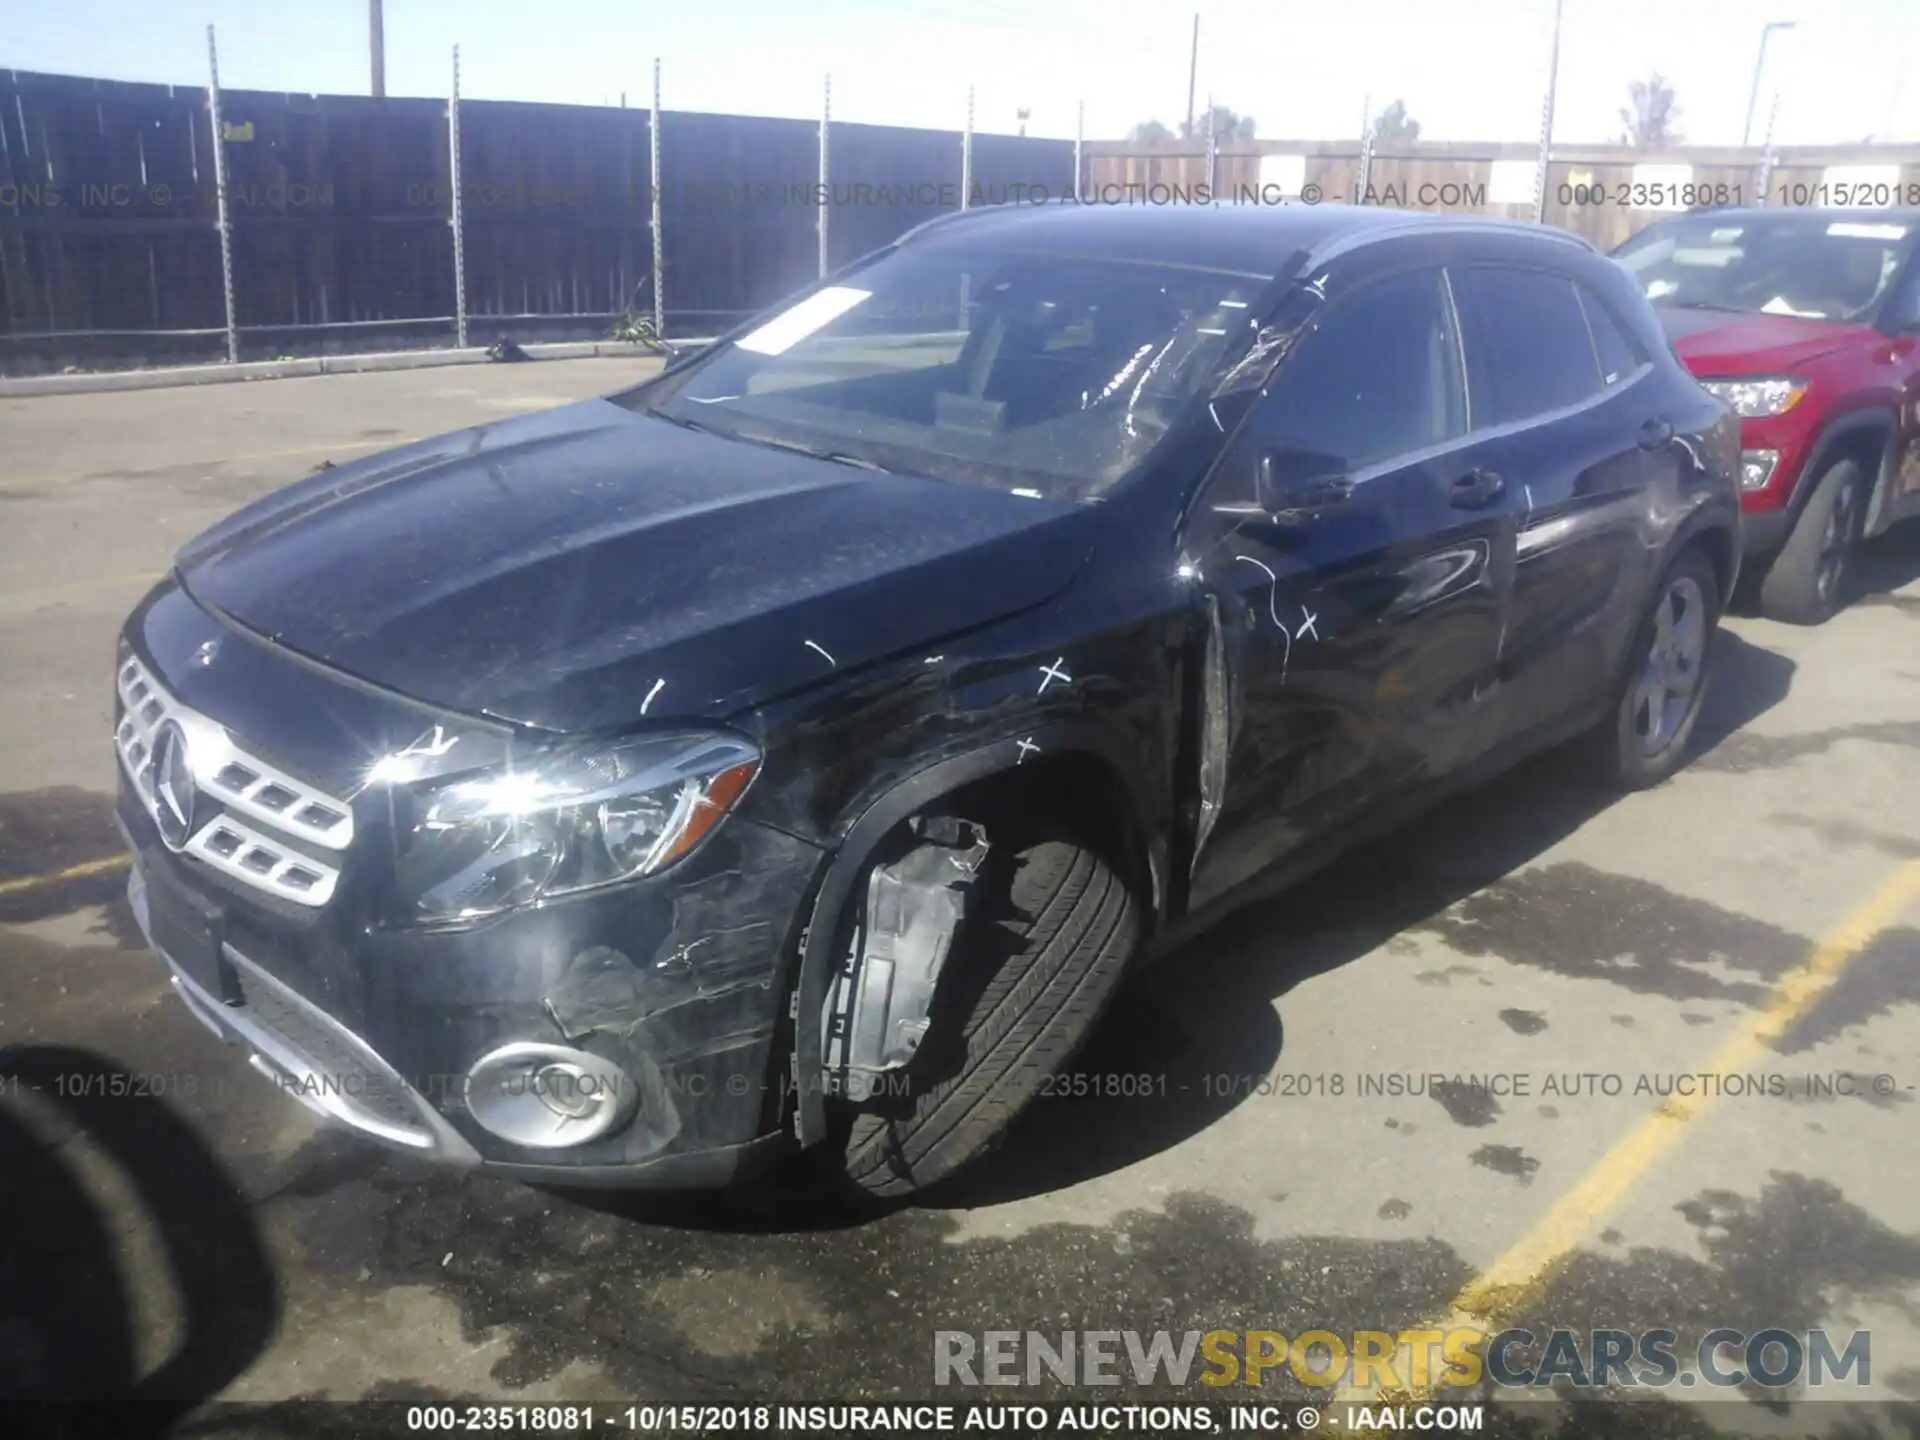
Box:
3 0 1916 145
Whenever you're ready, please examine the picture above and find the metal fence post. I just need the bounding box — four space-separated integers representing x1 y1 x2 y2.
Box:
1205 93 1217 197
1356 93 1374 202
448 45 468 349
650 58 665 338
1073 99 1084 204
1533 0 1565 224
960 86 974 209
205 25 239 364
1755 89 1781 206
818 74 831 279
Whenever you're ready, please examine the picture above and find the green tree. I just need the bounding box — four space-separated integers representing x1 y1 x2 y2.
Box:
1184 104 1257 142
1128 119 1176 144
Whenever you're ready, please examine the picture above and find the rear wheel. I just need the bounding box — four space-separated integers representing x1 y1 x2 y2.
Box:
1758 458 1865 625
830 832 1140 1200
1588 546 1720 791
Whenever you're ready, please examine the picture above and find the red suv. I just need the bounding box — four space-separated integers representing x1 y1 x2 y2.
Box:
1613 209 1920 623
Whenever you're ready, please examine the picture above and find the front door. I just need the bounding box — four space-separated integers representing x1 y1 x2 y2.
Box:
1182 263 1516 910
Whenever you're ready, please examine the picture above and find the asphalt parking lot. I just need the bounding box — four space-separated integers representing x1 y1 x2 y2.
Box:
2 359 1918 1434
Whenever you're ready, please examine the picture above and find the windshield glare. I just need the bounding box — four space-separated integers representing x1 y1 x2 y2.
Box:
1613 216 1911 323
633 245 1265 502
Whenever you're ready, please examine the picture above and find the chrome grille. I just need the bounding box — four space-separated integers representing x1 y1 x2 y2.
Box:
181 812 339 905
115 652 352 907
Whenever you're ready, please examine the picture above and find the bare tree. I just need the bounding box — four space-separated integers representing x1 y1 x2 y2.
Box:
1620 74 1684 148
1128 119 1176 144
1370 99 1422 146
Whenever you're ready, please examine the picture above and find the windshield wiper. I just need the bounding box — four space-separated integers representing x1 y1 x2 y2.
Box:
731 432 895 472
645 408 715 433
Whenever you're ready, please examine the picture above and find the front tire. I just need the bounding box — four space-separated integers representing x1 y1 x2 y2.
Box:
1589 546 1721 791
831 835 1140 1200
1758 458 1866 625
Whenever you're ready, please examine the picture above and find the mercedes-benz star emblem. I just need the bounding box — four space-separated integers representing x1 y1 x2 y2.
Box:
151 721 197 850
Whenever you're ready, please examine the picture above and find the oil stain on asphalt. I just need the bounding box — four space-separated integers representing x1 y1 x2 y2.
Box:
1469 1144 1541 1186
260 1133 1481 1400
1498 1009 1548 1036
1415 861 1805 1005
1431 1079 1503 1128
1691 719 1920 774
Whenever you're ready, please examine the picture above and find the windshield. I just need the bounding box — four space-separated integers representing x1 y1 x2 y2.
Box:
625 244 1267 502
1612 215 1912 323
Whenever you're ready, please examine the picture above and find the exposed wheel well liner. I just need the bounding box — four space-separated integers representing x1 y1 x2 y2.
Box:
787 733 1157 1145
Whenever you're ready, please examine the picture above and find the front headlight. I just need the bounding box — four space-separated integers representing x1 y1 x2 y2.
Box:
396 732 760 923
1699 376 1806 418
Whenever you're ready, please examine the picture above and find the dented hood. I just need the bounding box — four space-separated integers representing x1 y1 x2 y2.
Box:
176 399 1091 732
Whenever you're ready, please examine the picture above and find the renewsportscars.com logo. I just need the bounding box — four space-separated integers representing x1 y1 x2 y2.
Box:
932 1328 1872 1391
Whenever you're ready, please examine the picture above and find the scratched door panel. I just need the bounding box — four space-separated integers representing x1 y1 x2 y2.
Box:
1450 267 1662 738
1177 263 1511 909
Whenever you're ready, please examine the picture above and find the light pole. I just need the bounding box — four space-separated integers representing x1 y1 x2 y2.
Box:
1741 21 1796 147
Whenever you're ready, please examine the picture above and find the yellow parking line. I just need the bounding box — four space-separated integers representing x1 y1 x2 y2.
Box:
1344 857 1920 1413
0 854 131 899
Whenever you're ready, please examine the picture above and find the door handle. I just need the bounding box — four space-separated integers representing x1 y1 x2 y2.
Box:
1269 476 1356 525
1449 469 1506 509
1638 416 1675 450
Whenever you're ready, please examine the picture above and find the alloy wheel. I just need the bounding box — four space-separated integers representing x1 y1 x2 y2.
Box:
1632 575 1707 758
1815 474 1860 605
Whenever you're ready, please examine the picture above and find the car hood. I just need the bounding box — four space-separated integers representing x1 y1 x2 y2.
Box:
177 399 1092 732
1654 307 1866 373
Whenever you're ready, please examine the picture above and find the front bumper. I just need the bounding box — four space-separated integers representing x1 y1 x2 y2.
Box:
120 766 825 1189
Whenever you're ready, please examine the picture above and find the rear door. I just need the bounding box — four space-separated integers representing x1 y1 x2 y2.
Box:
1182 262 1516 909
1448 263 1678 740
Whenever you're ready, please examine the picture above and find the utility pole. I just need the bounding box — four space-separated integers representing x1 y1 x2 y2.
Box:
1184 13 1199 138
370 0 387 98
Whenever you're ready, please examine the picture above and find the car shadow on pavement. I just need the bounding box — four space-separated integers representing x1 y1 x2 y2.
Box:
1730 515 1920 619
1849 517 1920 617
0 1045 280 1437
927 628 1797 1209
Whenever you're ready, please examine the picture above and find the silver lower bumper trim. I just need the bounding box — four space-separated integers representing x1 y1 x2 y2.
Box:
128 860 480 1165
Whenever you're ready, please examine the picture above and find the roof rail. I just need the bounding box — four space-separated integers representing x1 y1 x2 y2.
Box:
1309 214 1597 268
893 204 1013 248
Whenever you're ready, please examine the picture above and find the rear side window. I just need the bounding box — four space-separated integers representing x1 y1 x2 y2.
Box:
1453 267 1605 426
1578 286 1648 387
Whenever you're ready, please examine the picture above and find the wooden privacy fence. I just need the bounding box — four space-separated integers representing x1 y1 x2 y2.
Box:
1086 139 1920 252
5 54 1920 377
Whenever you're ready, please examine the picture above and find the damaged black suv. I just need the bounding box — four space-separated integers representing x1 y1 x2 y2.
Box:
117 204 1740 1197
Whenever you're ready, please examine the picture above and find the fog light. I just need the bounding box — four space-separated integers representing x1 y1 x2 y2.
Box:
464 1042 637 1148
1740 449 1780 492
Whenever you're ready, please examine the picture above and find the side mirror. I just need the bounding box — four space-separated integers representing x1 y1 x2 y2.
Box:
1256 447 1355 521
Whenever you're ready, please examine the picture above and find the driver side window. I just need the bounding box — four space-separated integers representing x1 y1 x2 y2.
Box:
1209 267 1467 507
